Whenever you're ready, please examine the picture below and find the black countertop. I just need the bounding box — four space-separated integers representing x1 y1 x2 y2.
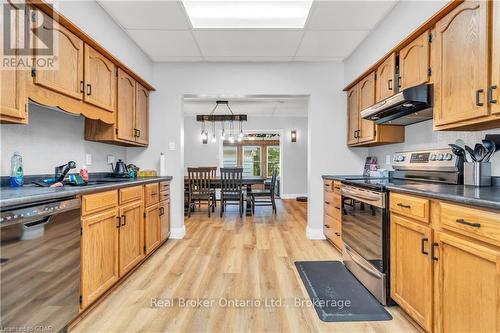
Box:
0 176 173 209
322 175 500 211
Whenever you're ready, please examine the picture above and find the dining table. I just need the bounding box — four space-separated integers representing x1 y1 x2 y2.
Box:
184 176 267 216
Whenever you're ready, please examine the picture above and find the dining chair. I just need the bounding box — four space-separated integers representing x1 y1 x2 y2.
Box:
220 168 245 218
187 167 215 217
199 166 218 208
250 168 278 215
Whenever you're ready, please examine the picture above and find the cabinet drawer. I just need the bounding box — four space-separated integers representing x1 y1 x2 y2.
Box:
333 181 342 193
324 193 342 220
160 181 170 192
324 180 334 192
82 190 118 216
439 202 500 245
144 183 159 207
324 215 342 251
119 185 143 205
390 193 429 223
159 190 170 202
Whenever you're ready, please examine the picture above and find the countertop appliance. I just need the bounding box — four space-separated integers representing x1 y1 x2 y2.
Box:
340 148 461 305
360 83 433 126
110 159 129 178
0 197 81 332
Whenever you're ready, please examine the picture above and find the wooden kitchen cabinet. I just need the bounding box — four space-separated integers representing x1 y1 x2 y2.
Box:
390 215 433 333
1 1 27 124
118 200 144 277
433 231 500 333
83 44 116 113
347 85 360 145
375 53 396 102
491 0 500 115
398 31 430 90
433 1 491 127
144 203 161 255
81 208 119 308
358 72 376 143
135 83 149 145
159 199 170 241
117 69 136 142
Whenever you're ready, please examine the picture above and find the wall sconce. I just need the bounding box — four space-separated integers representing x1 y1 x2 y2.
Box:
291 130 297 143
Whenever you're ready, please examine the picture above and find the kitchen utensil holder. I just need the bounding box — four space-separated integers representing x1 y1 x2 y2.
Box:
464 162 491 187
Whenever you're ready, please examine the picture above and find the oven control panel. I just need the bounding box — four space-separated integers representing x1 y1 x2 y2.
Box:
392 148 458 171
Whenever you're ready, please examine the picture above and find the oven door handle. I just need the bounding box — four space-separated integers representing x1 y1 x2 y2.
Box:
341 188 381 203
344 245 383 278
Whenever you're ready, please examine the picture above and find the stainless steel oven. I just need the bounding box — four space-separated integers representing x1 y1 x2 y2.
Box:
341 184 390 305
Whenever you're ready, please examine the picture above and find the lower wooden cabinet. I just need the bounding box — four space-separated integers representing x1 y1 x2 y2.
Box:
81 208 119 309
145 203 161 254
324 181 343 252
159 198 171 241
433 231 500 333
390 215 433 332
118 200 144 276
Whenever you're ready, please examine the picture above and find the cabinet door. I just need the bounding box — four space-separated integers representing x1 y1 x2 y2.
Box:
33 10 84 100
1 1 26 123
347 85 359 145
434 231 500 333
491 0 500 115
81 209 119 309
358 72 376 143
144 203 161 255
135 83 149 145
84 44 116 112
375 53 396 102
433 1 489 125
391 215 433 333
118 201 144 277
159 199 170 241
117 68 136 142
399 31 430 90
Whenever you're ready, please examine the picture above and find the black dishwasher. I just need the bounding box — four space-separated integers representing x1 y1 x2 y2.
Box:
0 197 81 333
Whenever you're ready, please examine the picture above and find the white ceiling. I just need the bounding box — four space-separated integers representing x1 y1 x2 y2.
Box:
97 0 398 62
183 95 309 117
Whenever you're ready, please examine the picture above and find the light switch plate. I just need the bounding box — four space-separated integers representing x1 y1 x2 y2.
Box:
168 142 176 151
386 155 391 165
85 153 92 165
107 155 115 164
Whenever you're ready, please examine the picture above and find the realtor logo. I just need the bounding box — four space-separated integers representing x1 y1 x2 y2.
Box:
2 1 58 69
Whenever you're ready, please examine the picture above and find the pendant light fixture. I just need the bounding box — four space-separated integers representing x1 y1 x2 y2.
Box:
197 101 247 144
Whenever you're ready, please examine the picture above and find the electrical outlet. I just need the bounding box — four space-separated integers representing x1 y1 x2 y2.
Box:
168 142 176 151
85 153 92 166
386 155 392 165
107 155 115 164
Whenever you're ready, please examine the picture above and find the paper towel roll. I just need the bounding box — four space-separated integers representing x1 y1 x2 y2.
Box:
159 153 166 176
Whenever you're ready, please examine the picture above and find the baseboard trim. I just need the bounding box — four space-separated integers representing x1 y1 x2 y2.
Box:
280 193 308 200
306 226 326 240
170 225 186 239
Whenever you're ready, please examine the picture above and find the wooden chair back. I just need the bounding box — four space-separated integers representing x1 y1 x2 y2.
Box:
187 167 212 195
199 166 217 178
270 168 278 198
220 168 243 195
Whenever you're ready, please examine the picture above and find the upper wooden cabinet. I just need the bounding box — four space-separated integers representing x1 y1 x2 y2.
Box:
84 45 116 113
358 72 376 143
117 69 136 142
1 0 27 124
399 31 430 90
347 85 360 145
433 1 489 126
135 83 149 145
491 0 500 115
375 53 396 102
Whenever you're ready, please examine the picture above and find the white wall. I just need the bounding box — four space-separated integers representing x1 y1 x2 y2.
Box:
126 62 367 239
183 115 309 197
1 1 152 176
343 0 500 176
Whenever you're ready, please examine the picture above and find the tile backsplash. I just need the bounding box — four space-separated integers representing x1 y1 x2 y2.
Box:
368 120 500 176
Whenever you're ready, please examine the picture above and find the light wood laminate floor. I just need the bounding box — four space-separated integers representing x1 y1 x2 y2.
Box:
72 199 420 333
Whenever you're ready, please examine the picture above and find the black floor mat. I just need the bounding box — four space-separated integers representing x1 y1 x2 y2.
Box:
295 260 392 322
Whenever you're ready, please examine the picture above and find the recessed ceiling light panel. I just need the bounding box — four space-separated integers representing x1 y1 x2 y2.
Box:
182 0 313 28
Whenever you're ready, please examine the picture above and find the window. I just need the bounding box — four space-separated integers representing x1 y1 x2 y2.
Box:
223 146 237 168
242 146 261 176
267 146 280 176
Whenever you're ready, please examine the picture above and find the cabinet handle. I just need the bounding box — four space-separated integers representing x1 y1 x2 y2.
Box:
86 84 92 96
456 218 481 228
397 203 411 209
488 85 497 104
475 89 484 106
159 207 165 216
334 232 341 237
431 243 439 261
388 79 393 91
136 129 141 138
421 237 429 255
116 216 121 228
334 206 341 210
324 224 330 229
398 76 402 88
80 81 84 93
121 214 126 226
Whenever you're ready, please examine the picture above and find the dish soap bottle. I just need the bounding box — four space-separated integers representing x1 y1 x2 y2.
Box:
9 152 24 187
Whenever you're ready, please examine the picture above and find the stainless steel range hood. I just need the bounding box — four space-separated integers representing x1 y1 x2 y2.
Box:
360 84 433 126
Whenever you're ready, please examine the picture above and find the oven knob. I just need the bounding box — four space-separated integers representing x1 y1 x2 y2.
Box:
437 153 444 161
444 153 453 161
429 154 436 161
